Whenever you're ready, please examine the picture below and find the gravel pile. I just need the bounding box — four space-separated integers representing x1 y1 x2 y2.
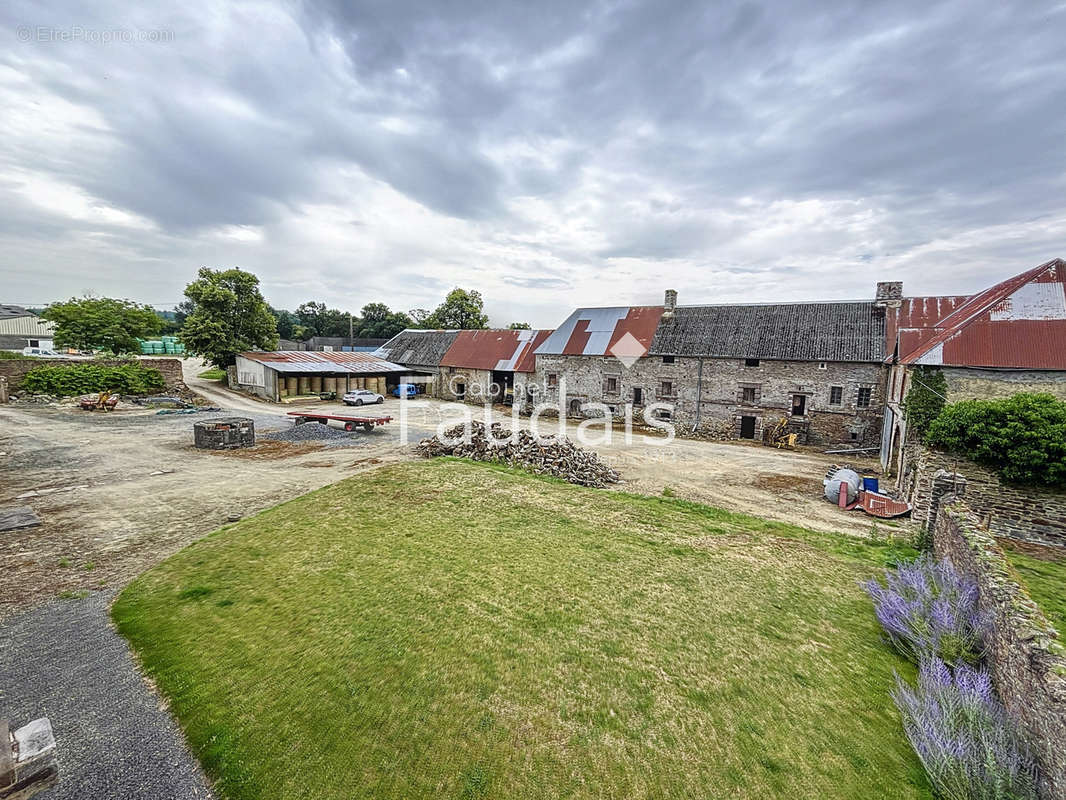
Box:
263 422 369 447
417 421 621 487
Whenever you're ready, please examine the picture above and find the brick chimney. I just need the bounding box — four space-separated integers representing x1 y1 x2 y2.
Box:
663 289 677 317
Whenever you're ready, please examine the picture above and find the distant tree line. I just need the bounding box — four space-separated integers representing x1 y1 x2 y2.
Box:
37 269 518 369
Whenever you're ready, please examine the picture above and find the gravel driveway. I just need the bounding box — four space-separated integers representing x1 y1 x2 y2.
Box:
0 591 213 799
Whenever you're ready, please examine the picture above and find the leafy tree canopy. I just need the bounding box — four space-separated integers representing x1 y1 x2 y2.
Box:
41 296 162 353
924 393 1066 487
508 321 531 330
179 267 278 368
422 288 489 329
355 303 413 339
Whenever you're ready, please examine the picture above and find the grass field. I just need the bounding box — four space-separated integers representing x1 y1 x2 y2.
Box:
113 459 929 800
197 367 227 380
1003 546 1066 635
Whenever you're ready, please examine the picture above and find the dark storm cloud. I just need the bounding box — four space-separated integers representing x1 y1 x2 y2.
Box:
1 0 1065 317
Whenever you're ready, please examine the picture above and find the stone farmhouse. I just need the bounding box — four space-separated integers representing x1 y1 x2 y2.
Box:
377 259 1066 456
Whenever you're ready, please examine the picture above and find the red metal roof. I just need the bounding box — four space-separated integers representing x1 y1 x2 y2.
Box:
898 259 1066 369
439 329 553 373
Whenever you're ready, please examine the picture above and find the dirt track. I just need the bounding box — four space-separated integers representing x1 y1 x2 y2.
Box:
0 360 890 617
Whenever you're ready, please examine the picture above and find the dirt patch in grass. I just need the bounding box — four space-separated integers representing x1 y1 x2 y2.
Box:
114 459 929 800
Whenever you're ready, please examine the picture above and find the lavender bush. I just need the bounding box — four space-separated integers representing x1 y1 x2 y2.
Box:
864 554 988 665
893 659 1038 800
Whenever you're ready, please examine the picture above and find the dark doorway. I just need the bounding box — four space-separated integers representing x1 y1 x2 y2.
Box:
633 387 644 405
791 394 807 416
456 382 466 401
568 398 583 416
740 416 756 439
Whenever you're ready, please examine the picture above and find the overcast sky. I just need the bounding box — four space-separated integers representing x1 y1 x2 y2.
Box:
2 1 1065 328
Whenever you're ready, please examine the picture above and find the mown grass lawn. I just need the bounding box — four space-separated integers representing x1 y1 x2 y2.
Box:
113 459 929 800
1003 546 1066 635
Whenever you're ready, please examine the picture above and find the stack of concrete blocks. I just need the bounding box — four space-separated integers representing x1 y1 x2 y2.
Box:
0 718 58 800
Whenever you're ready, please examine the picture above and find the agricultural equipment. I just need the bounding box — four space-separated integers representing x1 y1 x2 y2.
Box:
287 411 392 432
78 391 119 411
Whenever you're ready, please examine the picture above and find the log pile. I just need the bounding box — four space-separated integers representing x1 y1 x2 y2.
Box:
417 421 621 488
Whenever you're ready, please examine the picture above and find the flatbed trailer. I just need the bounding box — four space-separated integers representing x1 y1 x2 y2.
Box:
286 411 393 432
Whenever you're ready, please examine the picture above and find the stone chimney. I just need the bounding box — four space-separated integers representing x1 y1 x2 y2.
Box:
875 281 903 303
663 289 677 317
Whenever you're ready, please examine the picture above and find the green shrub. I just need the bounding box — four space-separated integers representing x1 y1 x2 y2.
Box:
20 363 166 396
0 351 39 360
925 393 1066 487
902 366 946 436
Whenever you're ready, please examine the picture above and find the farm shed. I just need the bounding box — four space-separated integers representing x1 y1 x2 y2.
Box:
233 351 408 402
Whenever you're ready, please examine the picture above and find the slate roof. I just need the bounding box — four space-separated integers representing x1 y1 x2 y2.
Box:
374 330 460 368
649 301 887 362
0 305 31 320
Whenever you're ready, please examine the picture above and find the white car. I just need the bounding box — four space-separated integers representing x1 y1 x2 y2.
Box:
342 389 384 406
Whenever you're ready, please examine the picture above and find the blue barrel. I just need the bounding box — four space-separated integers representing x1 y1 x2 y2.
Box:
862 477 879 493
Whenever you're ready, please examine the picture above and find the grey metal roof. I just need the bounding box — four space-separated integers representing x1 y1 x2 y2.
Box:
374 329 460 367
649 301 887 362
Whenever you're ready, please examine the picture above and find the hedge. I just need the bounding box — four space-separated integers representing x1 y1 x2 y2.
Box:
925 393 1066 487
20 363 166 396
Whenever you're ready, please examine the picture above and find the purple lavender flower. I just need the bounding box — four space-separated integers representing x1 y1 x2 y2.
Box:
863 554 990 665
893 658 1038 800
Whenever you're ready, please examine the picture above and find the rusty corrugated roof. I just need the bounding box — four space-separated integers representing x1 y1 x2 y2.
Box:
440 329 553 373
899 259 1066 369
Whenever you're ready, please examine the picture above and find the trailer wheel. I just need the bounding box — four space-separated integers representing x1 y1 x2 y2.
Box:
360 422 373 432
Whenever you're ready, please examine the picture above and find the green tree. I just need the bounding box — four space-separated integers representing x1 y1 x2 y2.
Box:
902 366 947 437
179 268 278 368
41 296 163 353
295 301 355 338
356 303 413 338
508 322 531 330
423 288 489 329
269 306 299 340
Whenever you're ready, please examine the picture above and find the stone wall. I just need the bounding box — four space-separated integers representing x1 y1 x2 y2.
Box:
943 366 1066 402
901 444 1066 547
933 499 1066 798
529 353 884 444
0 357 186 392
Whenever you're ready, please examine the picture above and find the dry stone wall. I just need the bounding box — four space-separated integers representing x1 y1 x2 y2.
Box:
934 499 1066 798
902 444 1066 547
